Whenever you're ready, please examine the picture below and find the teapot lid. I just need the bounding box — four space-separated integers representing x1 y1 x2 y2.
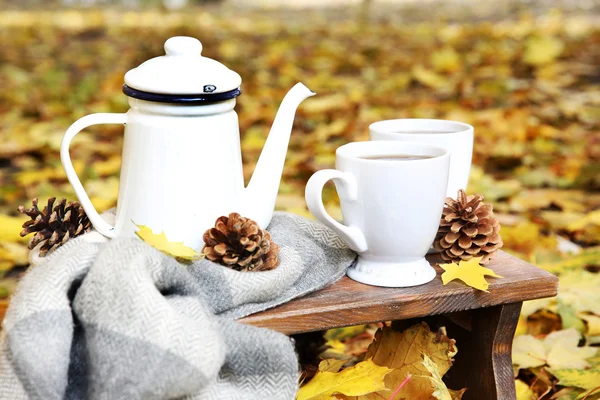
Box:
123 36 242 104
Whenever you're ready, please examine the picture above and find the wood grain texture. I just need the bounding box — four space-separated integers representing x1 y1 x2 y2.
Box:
240 250 558 335
443 303 522 400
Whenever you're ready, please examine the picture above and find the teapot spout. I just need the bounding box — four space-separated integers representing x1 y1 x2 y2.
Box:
244 83 315 228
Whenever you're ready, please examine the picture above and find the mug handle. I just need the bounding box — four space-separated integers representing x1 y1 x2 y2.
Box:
305 169 368 252
60 113 128 238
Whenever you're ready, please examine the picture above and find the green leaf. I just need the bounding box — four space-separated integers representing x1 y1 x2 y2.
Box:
558 300 586 333
551 368 600 391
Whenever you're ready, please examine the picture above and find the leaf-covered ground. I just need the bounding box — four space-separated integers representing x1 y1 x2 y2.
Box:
0 4 598 399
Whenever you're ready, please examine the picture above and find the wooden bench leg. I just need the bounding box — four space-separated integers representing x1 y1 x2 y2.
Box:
444 302 522 400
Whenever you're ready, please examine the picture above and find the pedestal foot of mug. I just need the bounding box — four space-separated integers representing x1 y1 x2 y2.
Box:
347 257 436 288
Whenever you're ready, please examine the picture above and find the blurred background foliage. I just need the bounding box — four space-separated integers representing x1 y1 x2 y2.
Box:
0 0 598 398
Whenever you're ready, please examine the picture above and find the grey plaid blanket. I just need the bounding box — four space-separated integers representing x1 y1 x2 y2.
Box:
0 212 356 400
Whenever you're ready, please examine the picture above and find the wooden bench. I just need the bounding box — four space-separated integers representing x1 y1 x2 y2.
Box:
241 250 559 400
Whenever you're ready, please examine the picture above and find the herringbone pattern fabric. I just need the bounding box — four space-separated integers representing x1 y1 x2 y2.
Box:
0 212 356 400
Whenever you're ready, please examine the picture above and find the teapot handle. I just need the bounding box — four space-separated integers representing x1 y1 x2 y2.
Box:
60 113 128 238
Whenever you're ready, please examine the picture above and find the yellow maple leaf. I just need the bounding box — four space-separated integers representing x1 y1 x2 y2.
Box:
134 224 200 260
579 313 600 337
439 257 503 292
324 339 347 356
421 354 452 400
518 271 600 337
0 247 15 272
539 246 600 274
513 328 598 370
523 35 564 66
93 155 122 177
508 189 587 213
412 65 450 89
550 368 600 392
86 177 120 212
318 358 349 373
431 46 460 73
325 325 369 342
448 388 467 400
557 270 600 315
322 325 371 358
568 209 600 231
296 358 391 400
515 379 535 400
0 242 28 271
0 214 28 244
357 323 462 400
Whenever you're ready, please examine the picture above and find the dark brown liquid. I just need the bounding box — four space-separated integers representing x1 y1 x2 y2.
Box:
361 154 434 161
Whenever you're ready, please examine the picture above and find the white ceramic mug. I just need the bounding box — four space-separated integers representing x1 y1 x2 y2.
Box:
305 141 449 287
369 119 473 198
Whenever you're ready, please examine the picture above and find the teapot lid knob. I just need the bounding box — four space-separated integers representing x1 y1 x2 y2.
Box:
164 36 202 56
123 36 241 101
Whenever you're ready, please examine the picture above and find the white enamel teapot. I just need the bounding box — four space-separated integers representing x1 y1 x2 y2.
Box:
61 36 314 250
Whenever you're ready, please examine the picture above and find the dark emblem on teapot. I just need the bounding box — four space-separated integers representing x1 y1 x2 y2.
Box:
203 85 217 93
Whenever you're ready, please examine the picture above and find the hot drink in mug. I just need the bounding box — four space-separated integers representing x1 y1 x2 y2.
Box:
369 119 473 198
305 141 449 288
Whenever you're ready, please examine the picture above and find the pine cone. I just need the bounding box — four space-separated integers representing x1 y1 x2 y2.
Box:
434 189 503 265
18 197 92 257
202 213 279 272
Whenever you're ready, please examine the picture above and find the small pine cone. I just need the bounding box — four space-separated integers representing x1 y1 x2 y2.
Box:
202 213 280 272
18 197 92 257
434 189 503 265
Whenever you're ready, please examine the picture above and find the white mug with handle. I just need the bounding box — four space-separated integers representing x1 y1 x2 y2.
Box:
370 119 473 198
305 141 449 288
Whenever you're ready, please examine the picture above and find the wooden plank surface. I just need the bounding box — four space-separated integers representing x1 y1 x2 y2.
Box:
240 251 558 334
